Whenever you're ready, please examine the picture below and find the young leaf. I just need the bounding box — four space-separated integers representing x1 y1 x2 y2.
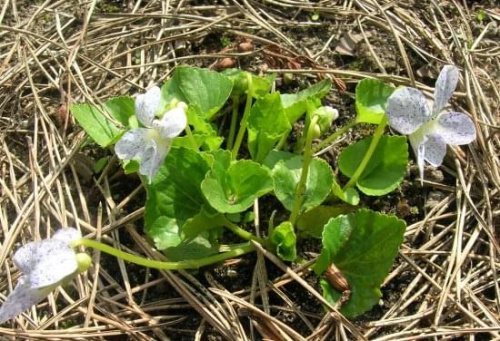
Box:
270 221 297 261
314 209 406 317
201 155 273 213
281 79 332 124
247 93 291 163
70 103 121 147
338 135 408 196
172 66 233 119
332 178 360 206
144 147 212 251
355 79 394 124
173 106 223 150
273 156 333 213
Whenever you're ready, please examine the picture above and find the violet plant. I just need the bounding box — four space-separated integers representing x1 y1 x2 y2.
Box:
0 65 476 322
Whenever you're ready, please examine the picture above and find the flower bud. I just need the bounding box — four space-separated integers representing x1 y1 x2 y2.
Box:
313 106 339 136
76 253 92 273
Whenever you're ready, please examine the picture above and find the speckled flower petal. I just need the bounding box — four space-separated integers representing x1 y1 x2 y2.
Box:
135 86 161 127
433 65 459 115
422 133 447 167
52 228 81 244
435 112 476 145
139 140 171 182
12 243 37 274
386 87 430 135
152 103 187 139
115 128 150 161
0 277 54 324
27 240 78 288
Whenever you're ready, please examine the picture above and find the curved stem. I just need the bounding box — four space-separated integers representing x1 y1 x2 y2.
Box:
71 239 254 270
231 73 253 159
313 120 357 153
227 96 240 150
289 115 319 225
343 116 387 190
222 216 268 246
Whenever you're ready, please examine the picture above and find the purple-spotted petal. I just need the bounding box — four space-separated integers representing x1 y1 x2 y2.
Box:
28 240 78 288
152 103 187 139
0 277 55 324
386 87 430 135
139 140 171 182
435 112 476 145
422 133 447 167
135 86 161 127
115 128 150 161
433 65 459 115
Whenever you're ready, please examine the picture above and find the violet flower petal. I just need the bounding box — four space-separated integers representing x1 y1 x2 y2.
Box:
435 112 476 145
433 65 459 115
135 86 161 127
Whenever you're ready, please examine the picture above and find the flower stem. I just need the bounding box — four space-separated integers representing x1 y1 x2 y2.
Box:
313 120 357 153
289 115 319 225
343 116 387 190
184 124 199 151
71 239 254 270
227 96 240 150
231 73 253 159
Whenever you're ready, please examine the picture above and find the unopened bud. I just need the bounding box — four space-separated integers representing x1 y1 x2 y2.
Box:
76 253 92 273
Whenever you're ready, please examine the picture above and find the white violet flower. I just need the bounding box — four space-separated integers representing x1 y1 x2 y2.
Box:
115 86 188 182
0 228 90 324
385 65 476 181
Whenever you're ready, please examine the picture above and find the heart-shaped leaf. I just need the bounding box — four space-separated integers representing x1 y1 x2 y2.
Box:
338 135 408 196
355 79 394 124
170 66 233 119
144 147 212 252
71 102 122 147
273 156 333 212
314 209 406 317
296 205 353 238
202 152 273 213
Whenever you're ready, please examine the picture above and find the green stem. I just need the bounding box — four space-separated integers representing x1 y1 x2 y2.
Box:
343 116 387 190
184 124 199 151
222 216 268 246
313 120 357 153
231 73 253 160
227 96 240 150
289 115 319 225
71 239 254 270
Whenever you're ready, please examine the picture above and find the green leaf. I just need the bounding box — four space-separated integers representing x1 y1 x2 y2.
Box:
263 150 296 170
70 103 121 147
270 221 296 261
314 209 406 317
247 93 291 163
273 156 333 212
332 178 360 206
296 205 353 238
222 69 275 98
102 96 135 126
144 147 211 252
202 154 273 213
172 66 233 119
355 79 394 124
281 79 331 124
338 135 408 196
173 106 223 150
182 210 226 241
148 217 218 261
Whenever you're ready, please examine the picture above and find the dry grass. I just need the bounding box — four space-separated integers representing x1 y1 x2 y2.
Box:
0 0 499 340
